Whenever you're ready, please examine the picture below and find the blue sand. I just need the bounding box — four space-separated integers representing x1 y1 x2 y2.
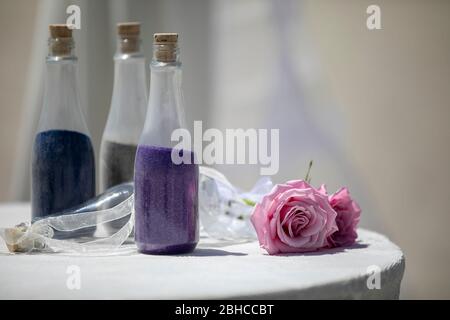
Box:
32 129 96 219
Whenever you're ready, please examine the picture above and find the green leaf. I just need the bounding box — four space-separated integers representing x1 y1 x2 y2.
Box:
242 198 256 207
305 160 313 183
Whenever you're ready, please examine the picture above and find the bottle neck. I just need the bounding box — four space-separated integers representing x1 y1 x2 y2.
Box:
149 63 181 95
47 37 76 61
37 57 89 136
152 43 180 65
139 51 186 148
112 55 147 102
149 43 182 99
102 54 147 144
115 36 142 59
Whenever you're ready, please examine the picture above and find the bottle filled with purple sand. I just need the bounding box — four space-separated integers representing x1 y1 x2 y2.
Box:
134 33 199 254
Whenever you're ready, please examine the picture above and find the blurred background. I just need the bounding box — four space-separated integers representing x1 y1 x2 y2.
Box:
0 0 449 299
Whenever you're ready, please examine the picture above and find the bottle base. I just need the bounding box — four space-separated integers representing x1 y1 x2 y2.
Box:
137 242 197 255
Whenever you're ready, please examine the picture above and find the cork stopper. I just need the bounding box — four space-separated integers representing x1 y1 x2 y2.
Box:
118 22 140 37
153 33 178 45
49 24 72 38
153 33 178 62
117 22 141 54
48 24 73 56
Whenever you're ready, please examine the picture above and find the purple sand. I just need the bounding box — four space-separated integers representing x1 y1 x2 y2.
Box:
134 145 199 254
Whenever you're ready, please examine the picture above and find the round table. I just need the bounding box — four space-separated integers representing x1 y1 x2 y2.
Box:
0 203 405 299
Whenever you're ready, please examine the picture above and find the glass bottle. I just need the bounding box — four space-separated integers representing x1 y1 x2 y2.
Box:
100 22 147 192
31 25 95 220
134 33 199 254
99 23 147 234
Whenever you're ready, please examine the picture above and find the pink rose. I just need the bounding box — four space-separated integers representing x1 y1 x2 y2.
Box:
327 187 361 247
250 180 338 255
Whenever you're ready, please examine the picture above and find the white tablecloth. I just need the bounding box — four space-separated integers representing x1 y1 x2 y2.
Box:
0 203 405 299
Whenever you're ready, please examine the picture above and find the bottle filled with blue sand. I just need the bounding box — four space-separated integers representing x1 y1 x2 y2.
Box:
32 24 95 220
